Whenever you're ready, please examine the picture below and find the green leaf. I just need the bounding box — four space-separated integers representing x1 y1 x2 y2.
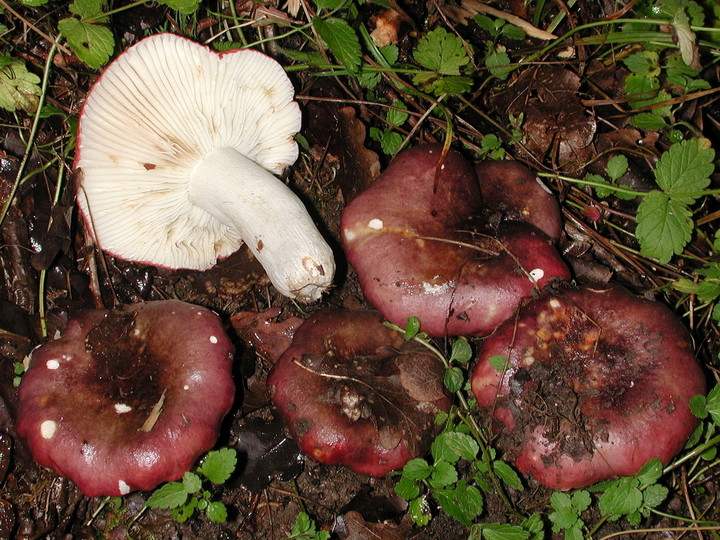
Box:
635 458 663 486
409 496 432 526
145 482 189 509
500 23 525 40
444 366 464 393
171 497 197 523
624 74 659 109
198 448 237 484
205 501 228 523
68 0 106 19
485 45 512 80
606 155 628 181
414 28 469 75
622 51 660 77
654 138 715 203
313 17 361 74
450 338 472 364
434 484 481 527
159 0 202 14
689 394 708 418
629 112 668 131
182 471 202 494
520 514 545 540
493 460 523 491
571 490 591 512
386 100 408 127
0 56 41 112
402 458 432 480
404 316 421 339
58 18 114 69
705 384 720 425
477 523 530 540
432 431 479 462
313 0 345 9
430 461 459 488
635 190 692 263
488 354 508 372
642 483 669 509
291 511 312 536
673 8 696 66
598 478 643 518
395 477 421 500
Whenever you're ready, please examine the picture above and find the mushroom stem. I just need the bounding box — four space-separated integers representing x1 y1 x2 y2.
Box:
189 147 335 302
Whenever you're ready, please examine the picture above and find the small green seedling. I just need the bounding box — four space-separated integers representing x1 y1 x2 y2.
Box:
548 490 591 540
145 448 237 523
287 511 330 540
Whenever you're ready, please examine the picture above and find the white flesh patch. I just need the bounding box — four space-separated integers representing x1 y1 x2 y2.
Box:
368 218 384 230
529 268 545 282
114 403 132 414
549 298 561 309
209 335 218 344
46 359 60 370
41 420 57 439
422 281 455 295
118 480 131 495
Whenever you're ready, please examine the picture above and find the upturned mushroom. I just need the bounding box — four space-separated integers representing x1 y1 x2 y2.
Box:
341 144 570 337
471 285 705 490
74 33 335 302
16 300 235 497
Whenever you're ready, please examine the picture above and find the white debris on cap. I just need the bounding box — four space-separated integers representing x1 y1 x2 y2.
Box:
40 420 57 439
118 480 131 495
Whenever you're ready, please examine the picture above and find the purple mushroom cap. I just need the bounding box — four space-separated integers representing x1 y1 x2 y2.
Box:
17 300 235 497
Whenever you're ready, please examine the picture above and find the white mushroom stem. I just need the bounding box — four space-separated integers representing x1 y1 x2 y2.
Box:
189 146 335 302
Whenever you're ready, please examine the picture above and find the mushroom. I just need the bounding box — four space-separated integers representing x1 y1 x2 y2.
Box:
267 309 450 477
16 300 235 497
471 285 705 490
74 33 335 302
340 144 570 337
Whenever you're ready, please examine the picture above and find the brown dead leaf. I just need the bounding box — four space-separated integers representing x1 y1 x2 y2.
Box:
334 511 415 540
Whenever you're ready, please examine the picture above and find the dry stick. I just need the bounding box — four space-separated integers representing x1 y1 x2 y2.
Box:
458 0 558 40
0 1 72 56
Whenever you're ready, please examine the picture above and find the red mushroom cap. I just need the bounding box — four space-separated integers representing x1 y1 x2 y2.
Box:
341 144 570 337
471 285 705 490
16 300 235 497
267 309 450 477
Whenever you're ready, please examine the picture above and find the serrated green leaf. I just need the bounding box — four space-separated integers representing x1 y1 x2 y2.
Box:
182 471 202 494
205 501 228 523
145 482 189 509
450 338 472 364
635 190 693 263
520 514 544 540
395 477 421 500
291 511 312 535
550 491 573 511
673 8 697 66
430 461 459 488
0 56 41 112
493 460 523 491
624 74 659 109
313 16 361 74
598 478 643 518
629 112 668 131
386 100 408 127
705 384 720 425
485 45 512 80
654 138 715 202
171 497 197 523
642 483 669 508
622 51 660 77
636 458 663 486
313 0 345 9
402 458 432 480
444 366 464 393
159 0 202 14
414 28 469 75
606 154 629 181
58 18 114 69
22 0 50 5
409 496 432 526
199 448 237 484
689 394 708 418
477 523 530 540
432 431 479 462
549 505 579 532
571 490 591 512
68 0 106 19
379 44 399 65
501 23 525 40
